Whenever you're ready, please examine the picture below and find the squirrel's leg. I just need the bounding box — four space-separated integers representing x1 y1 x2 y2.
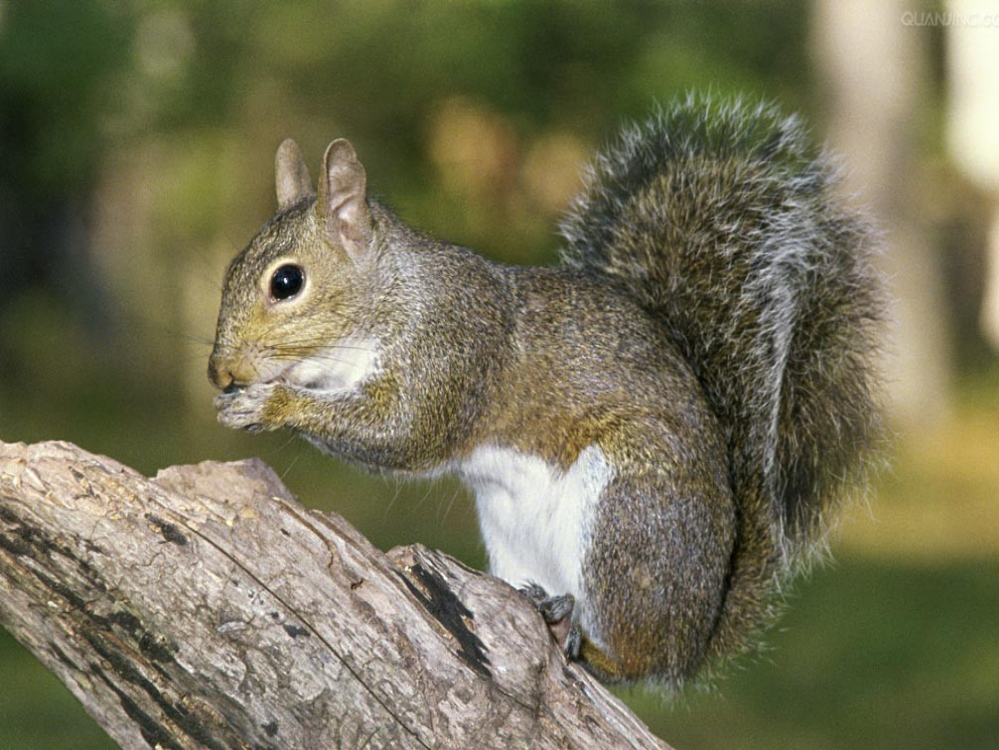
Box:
578 465 736 686
515 465 734 685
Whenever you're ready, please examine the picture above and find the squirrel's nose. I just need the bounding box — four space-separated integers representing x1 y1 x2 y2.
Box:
207 357 233 392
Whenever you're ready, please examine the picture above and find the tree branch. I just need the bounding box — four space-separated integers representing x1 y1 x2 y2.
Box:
0 440 670 749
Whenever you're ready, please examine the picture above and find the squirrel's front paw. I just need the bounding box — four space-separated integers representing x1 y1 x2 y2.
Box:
214 383 284 432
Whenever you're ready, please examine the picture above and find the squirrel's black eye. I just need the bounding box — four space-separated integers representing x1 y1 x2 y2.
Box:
270 264 304 301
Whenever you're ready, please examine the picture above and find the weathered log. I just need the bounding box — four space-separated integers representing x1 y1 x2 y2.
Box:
0 440 671 749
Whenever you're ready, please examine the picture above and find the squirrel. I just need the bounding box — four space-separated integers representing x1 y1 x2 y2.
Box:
208 95 883 690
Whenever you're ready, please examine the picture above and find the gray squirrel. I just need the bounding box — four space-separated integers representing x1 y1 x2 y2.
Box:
208 96 883 689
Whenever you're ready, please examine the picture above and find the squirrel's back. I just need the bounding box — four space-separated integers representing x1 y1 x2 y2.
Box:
560 95 883 659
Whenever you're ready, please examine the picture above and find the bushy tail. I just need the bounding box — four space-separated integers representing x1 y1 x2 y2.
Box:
560 95 883 658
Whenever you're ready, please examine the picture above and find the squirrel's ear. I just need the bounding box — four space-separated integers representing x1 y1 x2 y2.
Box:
317 139 371 259
275 139 315 210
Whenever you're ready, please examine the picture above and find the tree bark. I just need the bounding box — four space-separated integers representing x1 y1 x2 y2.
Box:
0 440 670 750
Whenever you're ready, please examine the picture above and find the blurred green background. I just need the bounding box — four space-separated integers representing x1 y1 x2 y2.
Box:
2 1 998 748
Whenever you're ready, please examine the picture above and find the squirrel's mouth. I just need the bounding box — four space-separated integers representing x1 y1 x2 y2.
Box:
210 339 294 392
218 361 294 393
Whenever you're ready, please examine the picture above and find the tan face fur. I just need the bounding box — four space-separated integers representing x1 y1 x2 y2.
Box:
208 139 373 392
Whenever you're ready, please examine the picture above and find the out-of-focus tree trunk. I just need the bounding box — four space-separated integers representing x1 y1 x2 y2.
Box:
980 214 999 349
813 0 951 424
946 0 999 350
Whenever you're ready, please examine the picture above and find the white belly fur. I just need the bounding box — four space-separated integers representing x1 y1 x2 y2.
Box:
460 444 613 637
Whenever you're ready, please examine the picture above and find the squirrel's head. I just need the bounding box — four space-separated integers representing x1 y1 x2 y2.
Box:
208 138 374 392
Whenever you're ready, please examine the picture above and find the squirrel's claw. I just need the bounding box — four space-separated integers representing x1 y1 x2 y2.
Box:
518 582 548 607
563 621 583 660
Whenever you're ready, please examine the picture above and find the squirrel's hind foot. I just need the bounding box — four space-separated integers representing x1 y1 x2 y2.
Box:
518 583 583 659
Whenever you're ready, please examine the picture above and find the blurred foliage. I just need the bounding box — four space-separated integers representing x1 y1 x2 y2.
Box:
1 1 997 748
